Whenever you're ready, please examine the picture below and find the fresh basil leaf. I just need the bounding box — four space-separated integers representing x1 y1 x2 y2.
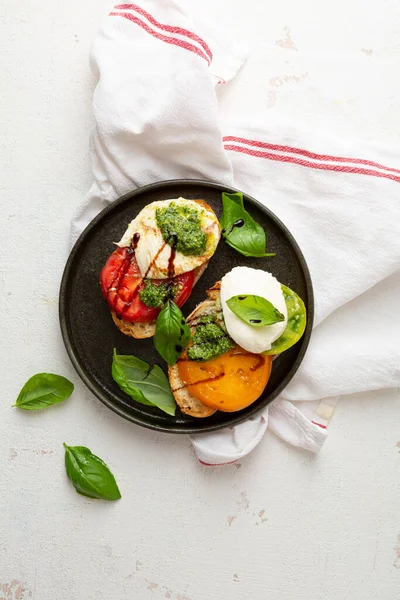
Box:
154 300 191 366
13 373 74 410
219 191 245 230
220 192 275 258
112 350 176 415
112 353 153 406
226 294 285 327
263 285 307 355
63 443 121 501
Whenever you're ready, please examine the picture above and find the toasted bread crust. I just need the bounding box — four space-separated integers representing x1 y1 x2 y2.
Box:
168 363 216 418
111 312 156 339
194 198 213 212
206 280 221 301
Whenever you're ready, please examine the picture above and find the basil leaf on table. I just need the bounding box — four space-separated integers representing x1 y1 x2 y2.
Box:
112 350 176 415
13 373 74 410
226 294 285 327
63 443 121 501
220 192 275 258
263 285 307 355
154 300 191 366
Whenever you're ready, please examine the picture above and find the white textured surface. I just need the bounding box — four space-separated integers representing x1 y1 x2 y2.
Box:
1 2 400 599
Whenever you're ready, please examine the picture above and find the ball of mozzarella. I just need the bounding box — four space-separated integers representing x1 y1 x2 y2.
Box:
220 267 287 353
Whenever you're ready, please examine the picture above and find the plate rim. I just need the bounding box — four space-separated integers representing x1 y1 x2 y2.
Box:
59 179 314 434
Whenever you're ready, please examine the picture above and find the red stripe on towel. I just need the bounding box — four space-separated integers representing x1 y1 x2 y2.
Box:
110 12 211 64
199 460 237 466
311 421 327 429
223 136 400 175
114 3 213 62
224 144 400 184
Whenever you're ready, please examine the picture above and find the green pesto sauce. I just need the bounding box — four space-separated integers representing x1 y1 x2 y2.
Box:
156 202 207 256
187 316 234 362
139 281 177 308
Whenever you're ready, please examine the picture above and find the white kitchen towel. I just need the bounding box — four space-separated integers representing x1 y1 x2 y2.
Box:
72 1 400 464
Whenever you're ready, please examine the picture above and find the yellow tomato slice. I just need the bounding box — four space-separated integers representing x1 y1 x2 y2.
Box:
177 346 272 412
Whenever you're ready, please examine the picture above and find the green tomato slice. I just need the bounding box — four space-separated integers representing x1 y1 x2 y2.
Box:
263 285 307 355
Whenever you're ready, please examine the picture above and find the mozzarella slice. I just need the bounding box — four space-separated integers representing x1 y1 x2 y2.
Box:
220 266 288 353
118 198 220 279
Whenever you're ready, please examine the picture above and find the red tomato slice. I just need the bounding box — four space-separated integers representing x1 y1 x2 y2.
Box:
100 247 194 323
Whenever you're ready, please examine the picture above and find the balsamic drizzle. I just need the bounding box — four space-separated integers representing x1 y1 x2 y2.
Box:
222 219 245 236
167 232 178 278
172 372 225 393
144 241 167 278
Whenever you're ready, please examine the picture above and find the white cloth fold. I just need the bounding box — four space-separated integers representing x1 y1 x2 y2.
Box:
191 412 269 465
72 1 400 464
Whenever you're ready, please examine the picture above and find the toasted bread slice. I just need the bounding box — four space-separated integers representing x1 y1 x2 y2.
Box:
205 280 221 301
168 367 216 418
112 199 217 340
168 293 219 418
112 311 156 339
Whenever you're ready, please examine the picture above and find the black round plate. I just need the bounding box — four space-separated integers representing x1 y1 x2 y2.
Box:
59 180 313 433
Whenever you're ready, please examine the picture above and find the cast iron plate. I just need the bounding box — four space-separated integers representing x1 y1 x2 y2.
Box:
59 180 313 433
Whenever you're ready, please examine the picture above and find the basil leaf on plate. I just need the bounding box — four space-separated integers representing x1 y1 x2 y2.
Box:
13 373 74 410
63 443 121 501
154 300 191 366
220 192 275 258
263 285 307 355
112 350 176 415
226 294 285 327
